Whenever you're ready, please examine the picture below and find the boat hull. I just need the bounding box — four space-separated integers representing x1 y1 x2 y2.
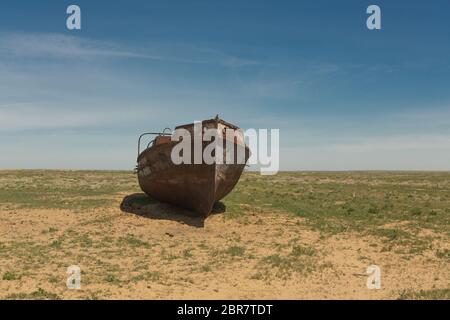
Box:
137 140 249 217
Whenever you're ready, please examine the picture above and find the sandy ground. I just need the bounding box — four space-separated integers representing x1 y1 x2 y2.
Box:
1 193 448 299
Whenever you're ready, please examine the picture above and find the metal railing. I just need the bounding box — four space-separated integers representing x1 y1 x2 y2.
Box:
137 128 172 159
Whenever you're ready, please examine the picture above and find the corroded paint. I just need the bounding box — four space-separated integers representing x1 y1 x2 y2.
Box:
136 118 250 217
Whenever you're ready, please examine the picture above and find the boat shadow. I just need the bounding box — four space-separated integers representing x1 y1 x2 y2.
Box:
119 193 226 228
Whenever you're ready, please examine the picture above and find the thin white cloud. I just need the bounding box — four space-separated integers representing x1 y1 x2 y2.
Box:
326 135 450 151
0 32 155 59
0 32 258 67
0 101 225 132
281 134 450 171
0 103 145 131
275 108 450 170
391 107 450 128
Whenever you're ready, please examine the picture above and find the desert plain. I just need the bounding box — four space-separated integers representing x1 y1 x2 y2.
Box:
0 170 449 299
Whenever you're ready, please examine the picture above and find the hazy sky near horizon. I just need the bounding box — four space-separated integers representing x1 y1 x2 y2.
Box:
1 0 450 170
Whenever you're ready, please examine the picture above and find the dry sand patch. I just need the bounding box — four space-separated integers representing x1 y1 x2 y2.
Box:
1 199 448 299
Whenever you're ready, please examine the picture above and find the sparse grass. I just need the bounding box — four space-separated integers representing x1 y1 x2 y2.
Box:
221 172 450 257
42 227 59 234
5 288 60 300
0 170 137 210
0 170 449 299
85 292 100 300
225 246 245 257
79 234 93 248
50 240 62 249
131 271 161 282
369 228 430 255
370 228 411 241
258 252 317 280
398 288 450 300
200 264 213 272
182 248 194 258
223 172 450 235
435 249 450 261
291 245 316 257
118 234 150 248
104 274 120 284
253 242 323 280
3 271 19 281
250 271 264 280
160 248 178 261
2 170 448 239
48 275 59 284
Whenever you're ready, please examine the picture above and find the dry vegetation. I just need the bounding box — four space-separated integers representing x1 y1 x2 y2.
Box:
0 170 449 299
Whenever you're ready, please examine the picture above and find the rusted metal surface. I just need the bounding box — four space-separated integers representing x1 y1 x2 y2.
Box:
136 118 250 217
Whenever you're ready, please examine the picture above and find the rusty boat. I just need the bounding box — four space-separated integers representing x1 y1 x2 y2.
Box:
136 117 250 217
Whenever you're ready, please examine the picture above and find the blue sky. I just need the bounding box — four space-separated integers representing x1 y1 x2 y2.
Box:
1 0 450 170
